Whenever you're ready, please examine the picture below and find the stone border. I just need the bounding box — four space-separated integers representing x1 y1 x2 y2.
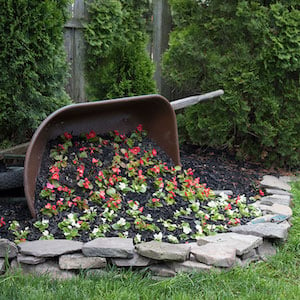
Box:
0 175 296 279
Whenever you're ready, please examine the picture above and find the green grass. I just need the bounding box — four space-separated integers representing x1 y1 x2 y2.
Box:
1 181 300 300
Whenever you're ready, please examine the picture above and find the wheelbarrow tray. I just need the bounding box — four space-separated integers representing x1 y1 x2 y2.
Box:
24 94 180 218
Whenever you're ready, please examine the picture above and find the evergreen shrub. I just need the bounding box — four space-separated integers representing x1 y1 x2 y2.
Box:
163 0 300 168
84 0 156 100
0 0 71 146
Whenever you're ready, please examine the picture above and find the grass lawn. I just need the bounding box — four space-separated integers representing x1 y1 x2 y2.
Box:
0 181 299 300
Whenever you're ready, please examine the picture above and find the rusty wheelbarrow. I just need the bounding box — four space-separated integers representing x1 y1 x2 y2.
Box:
24 90 223 218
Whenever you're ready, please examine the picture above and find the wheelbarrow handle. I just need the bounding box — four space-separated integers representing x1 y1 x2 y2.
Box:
170 89 224 111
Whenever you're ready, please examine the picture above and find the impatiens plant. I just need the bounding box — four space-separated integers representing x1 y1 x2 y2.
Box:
9 221 29 244
31 125 262 244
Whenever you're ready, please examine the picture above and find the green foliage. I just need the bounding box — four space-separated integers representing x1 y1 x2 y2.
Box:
84 0 156 100
0 0 71 145
163 0 300 168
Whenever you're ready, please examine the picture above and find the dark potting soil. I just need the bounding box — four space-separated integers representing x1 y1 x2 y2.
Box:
0 135 276 243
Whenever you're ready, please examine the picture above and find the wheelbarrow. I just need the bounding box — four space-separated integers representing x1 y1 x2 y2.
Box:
24 90 224 218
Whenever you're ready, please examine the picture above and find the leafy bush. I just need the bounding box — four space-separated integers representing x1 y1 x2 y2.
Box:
163 0 300 168
0 0 71 146
84 0 156 100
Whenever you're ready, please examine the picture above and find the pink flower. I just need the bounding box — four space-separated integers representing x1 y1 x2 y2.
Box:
0 217 6 227
45 203 52 209
92 158 99 164
152 149 157 156
112 167 121 174
49 166 59 174
138 207 144 213
259 189 264 196
225 203 232 210
46 182 55 189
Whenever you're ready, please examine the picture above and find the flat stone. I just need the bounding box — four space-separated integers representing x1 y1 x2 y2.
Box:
191 243 236 267
169 260 212 273
279 176 300 183
230 222 289 240
135 241 190 262
265 188 292 196
258 204 293 218
0 258 5 274
197 232 263 255
257 240 277 261
82 237 134 258
17 254 46 265
18 240 83 257
260 175 291 191
149 264 176 277
260 195 291 207
10 259 75 279
248 214 277 224
111 251 152 267
213 190 233 196
59 253 106 270
0 239 18 258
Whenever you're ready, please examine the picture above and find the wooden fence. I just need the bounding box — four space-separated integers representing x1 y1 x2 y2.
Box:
63 0 172 103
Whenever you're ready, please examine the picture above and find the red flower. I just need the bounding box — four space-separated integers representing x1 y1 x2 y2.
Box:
64 132 72 140
112 166 121 174
51 173 59 181
152 149 157 156
137 124 143 132
86 130 96 140
225 203 232 210
129 147 141 155
138 207 144 213
259 189 264 196
49 166 59 174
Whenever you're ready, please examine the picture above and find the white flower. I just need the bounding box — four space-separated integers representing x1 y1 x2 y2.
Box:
195 224 203 234
117 218 126 226
135 234 142 243
92 227 99 234
42 230 49 236
42 219 49 225
145 214 153 221
118 182 127 190
154 232 163 241
167 235 179 244
123 231 128 237
182 224 192 234
207 201 218 208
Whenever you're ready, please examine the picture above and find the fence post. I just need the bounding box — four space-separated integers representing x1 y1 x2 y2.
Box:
64 0 87 103
153 0 172 99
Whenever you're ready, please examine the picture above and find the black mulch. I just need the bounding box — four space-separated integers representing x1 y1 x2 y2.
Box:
0 143 280 242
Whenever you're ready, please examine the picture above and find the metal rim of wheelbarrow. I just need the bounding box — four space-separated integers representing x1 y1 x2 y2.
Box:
24 94 180 218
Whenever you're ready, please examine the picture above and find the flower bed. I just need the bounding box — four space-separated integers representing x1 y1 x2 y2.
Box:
1 125 263 245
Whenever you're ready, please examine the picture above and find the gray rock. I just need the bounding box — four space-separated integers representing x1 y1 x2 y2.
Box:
169 260 212 273
18 240 83 257
10 259 75 279
257 204 293 218
0 239 18 258
257 240 277 261
279 176 300 184
265 188 292 196
59 253 106 270
230 222 289 240
213 190 233 196
0 258 5 274
240 249 257 260
17 254 46 265
248 214 277 224
260 195 291 207
111 251 152 267
197 232 263 255
260 175 291 191
191 243 236 267
135 241 190 262
82 237 134 258
149 264 176 277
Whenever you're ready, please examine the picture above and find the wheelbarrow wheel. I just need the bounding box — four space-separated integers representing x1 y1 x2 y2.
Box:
0 167 24 190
